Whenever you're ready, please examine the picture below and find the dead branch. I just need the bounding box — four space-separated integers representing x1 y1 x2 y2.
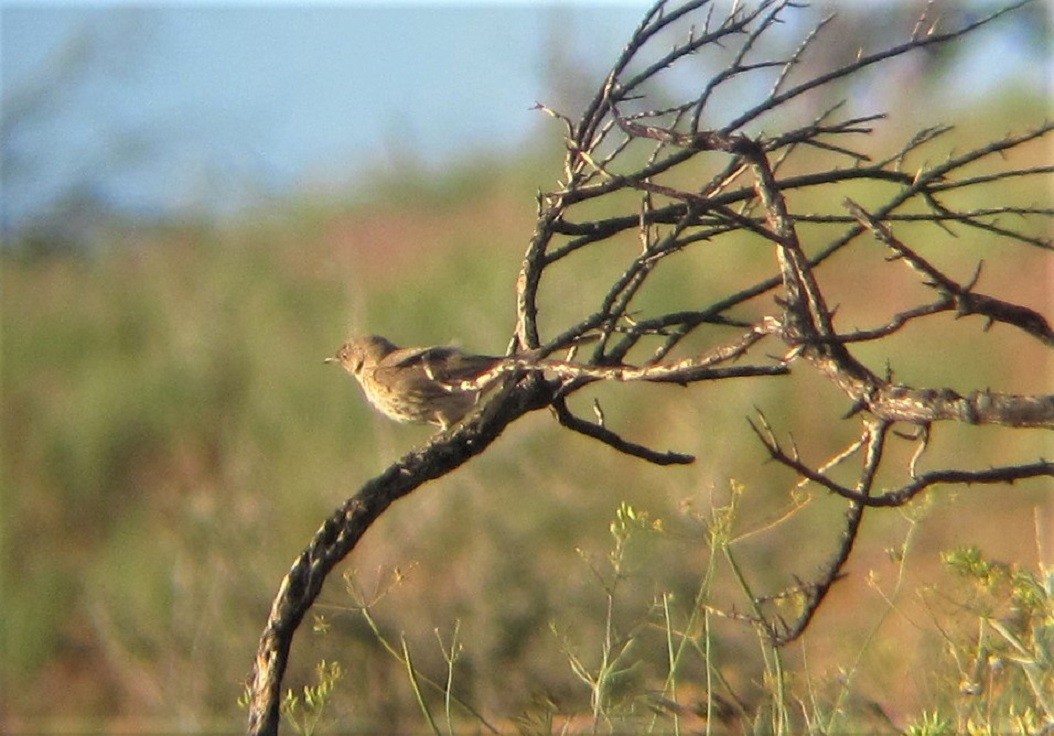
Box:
551 397 695 466
250 1 1052 730
247 378 555 735
750 416 1054 508
846 198 1054 346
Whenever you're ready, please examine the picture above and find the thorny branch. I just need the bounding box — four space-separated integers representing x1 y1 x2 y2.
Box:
846 198 1054 346
249 1 1052 731
511 0 1051 649
751 414 1054 509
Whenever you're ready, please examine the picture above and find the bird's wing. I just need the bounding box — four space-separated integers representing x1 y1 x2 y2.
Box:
389 346 460 368
391 346 502 384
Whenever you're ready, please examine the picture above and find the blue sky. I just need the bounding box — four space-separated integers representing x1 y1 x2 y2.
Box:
2 4 652 228
1 2 1048 233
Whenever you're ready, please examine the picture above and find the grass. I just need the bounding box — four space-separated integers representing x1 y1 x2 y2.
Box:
2 92 1051 731
289 499 1052 734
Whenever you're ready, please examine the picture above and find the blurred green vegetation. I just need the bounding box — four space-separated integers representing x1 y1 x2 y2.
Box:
2 88 1051 732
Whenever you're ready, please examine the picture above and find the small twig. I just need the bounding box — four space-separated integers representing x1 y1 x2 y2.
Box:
907 424 931 479
455 321 787 393
794 432 867 492
846 198 1054 346
552 397 695 465
751 418 1054 507
463 358 789 391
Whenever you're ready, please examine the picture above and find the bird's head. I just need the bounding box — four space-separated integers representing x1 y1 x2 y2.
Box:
325 335 398 377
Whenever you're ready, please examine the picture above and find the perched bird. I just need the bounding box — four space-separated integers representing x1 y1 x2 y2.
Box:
325 335 509 430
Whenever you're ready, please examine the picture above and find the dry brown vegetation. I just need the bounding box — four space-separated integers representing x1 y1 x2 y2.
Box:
3 1 1051 734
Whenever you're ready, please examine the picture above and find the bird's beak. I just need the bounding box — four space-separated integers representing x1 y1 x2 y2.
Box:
324 356 338 365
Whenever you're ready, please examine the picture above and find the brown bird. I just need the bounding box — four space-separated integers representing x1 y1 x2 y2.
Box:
325 335 509 430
